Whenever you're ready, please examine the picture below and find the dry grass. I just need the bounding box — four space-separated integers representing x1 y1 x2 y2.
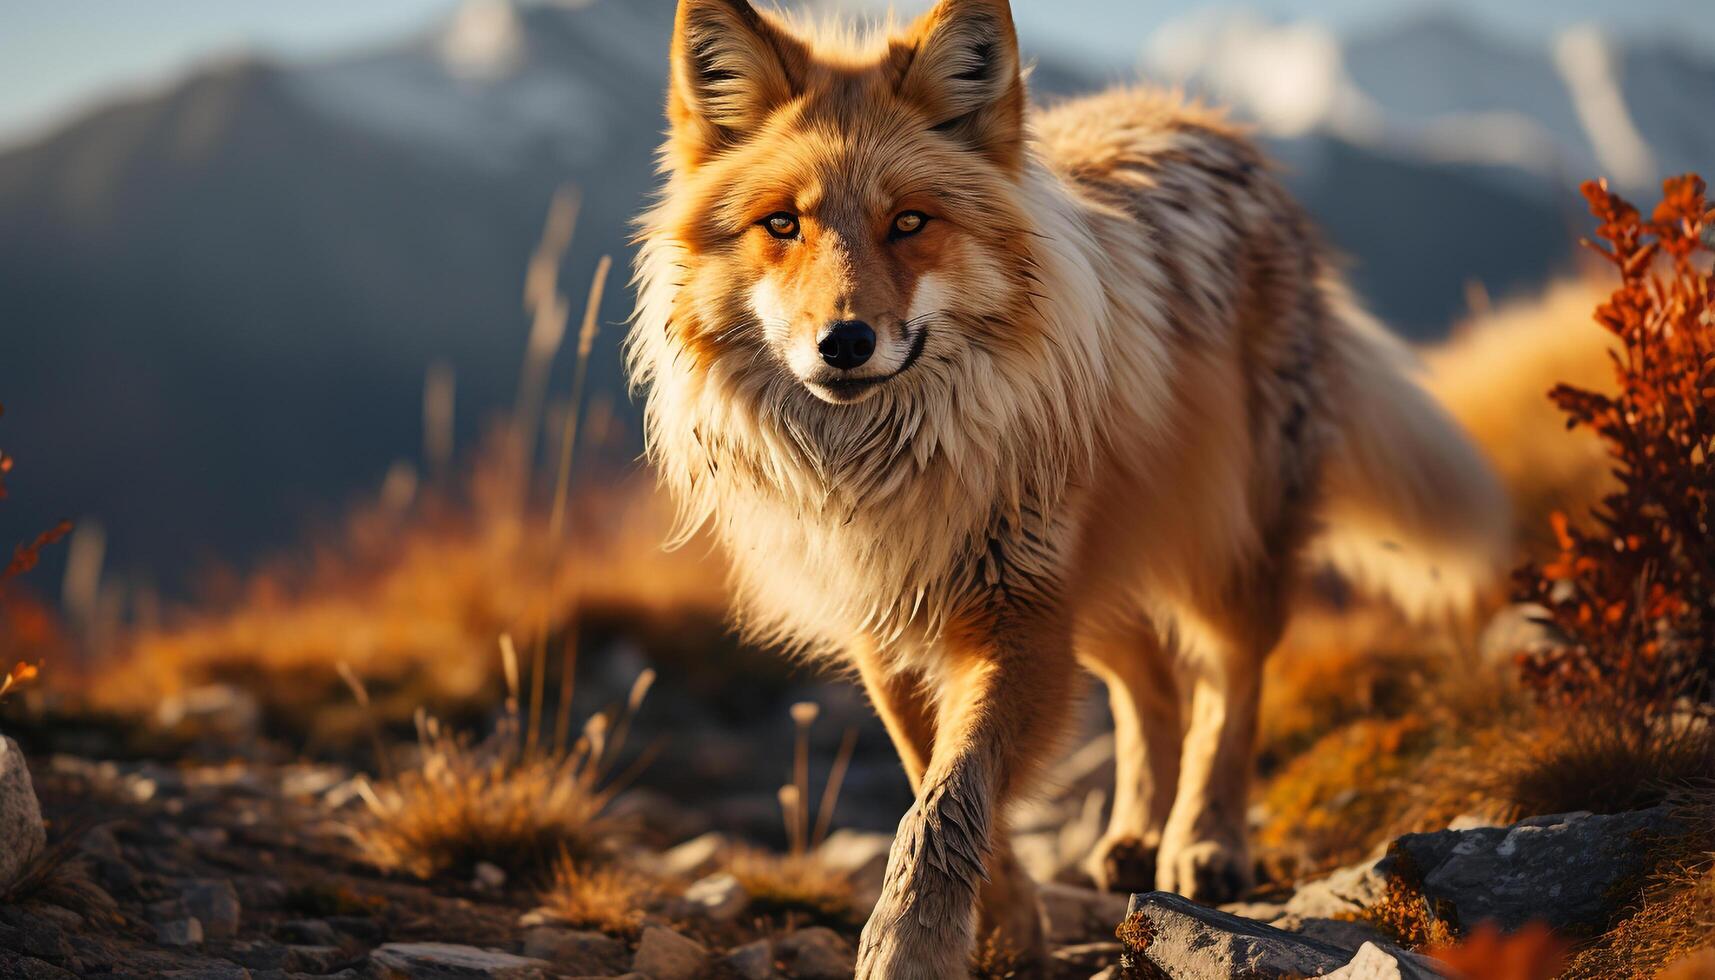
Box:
1423 277 1616 552
1561 784 1715 979
1396 708 1715 834
725 849 859 929
538 854 664 938
346 647 655 882
84 452 723 738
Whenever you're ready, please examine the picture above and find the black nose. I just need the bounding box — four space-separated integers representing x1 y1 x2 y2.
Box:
818 320 876 370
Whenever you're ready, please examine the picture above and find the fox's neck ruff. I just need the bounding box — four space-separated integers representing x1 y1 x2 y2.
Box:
629 160 1115 652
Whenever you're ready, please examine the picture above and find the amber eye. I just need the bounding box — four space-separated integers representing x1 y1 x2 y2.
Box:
763 213 800 239
891 211 928 238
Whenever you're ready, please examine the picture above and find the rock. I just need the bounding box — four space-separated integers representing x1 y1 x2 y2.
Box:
519 928 627 975
722 939 779 980
682 871 749 921
1088 968 1119 980
653 831 728 878
814 829 893 905
631 926 709 980
1283 859 1389 920
0 736 47 891
775 927 854 979
369 943 551 979
157 918 205 947
283 945 351 973
1382 806 1678 934
1039 882 1131 945
182 880 242 939
0 951 75 980
1120 893 1358 979
277 919 340 946
3 912 73 962
473 861 506 892
1321 941 1444 979
1052 942 1123 970
157 967 252 980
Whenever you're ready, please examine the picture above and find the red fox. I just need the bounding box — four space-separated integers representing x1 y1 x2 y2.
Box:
628 1 1508 975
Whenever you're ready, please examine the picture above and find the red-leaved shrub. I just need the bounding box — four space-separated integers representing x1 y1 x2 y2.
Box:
1516 175 1715 709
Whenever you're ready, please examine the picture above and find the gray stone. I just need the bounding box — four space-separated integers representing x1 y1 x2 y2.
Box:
1321 941 1445 979
775 927 854 980
1040 882 1131 945
653 831 728 878
157 918 205 947
681 871 749 922
369 943 551 979
814 829 893 906
157 967 251 980
282 945 350 973
1052 942 1123 970
277 920 340 946
518 928 626 974
1120 893 1357 979
721 939 778 980
0 736 46 892
182 879 242 939
630 926 709 980
1382 806 1677 934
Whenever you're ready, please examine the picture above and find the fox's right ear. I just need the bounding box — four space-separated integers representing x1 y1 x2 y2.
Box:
669 0 806 162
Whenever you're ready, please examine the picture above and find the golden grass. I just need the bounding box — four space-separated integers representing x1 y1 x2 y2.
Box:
725 849 859 930
539 855 663 938
1396 709 1715 834
346 649 654 882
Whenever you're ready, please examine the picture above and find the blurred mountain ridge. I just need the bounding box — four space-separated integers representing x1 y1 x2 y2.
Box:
0 0 1707 596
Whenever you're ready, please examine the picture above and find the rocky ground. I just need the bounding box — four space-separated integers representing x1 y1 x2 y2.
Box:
3 713 1696 980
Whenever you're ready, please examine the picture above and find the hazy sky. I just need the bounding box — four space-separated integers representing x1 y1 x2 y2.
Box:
3 0 1711 145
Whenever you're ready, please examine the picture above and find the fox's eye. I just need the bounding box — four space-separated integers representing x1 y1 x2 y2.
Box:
763 213 800 239
891 211 928 238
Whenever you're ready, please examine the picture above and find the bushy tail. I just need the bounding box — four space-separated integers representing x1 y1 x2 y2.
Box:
1307 299 1512 621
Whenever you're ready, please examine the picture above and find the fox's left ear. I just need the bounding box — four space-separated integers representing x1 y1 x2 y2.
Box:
669 0 807 165
898 0 1025 167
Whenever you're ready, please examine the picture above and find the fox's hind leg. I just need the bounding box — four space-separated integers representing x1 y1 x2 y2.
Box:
1077 621 1184 893
1153 592 1286 903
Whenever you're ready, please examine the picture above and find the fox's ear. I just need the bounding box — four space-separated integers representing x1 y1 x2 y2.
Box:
898 0 1024 166
669 0 806 160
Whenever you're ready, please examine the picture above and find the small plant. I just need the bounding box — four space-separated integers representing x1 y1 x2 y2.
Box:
723 702 861 928
347 634 655 882
539 855 661 938
1515 175 1715 710
0 401 71 703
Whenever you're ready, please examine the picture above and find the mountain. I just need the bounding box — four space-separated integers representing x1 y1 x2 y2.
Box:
0 0 673 591
1144 10 1713 196
0 0 1706 595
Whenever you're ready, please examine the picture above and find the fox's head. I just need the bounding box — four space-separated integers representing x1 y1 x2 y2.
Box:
648 0 1039 406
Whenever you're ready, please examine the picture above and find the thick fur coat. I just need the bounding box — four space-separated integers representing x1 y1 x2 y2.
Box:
628 2 1508 976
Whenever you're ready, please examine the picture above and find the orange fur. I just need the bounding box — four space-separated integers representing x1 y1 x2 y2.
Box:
629 3 1508 975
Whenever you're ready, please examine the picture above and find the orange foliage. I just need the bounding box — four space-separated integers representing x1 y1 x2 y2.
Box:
0 401 70 699
1516 175 1715 709
1428 923 1569 980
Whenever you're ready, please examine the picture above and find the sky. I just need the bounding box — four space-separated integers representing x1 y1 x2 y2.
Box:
2 0 1712 145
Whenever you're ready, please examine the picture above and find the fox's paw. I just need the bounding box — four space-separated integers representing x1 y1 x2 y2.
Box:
1085 833 1159 894
1156 838 1252 904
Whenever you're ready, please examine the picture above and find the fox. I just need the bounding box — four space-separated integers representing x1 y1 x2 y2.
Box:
627 0 1509 975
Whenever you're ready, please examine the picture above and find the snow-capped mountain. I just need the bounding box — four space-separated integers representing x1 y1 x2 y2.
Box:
1145 10 1713 196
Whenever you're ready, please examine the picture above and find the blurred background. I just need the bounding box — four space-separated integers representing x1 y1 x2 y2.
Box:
0 0 1710 838
2 0 1710 601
